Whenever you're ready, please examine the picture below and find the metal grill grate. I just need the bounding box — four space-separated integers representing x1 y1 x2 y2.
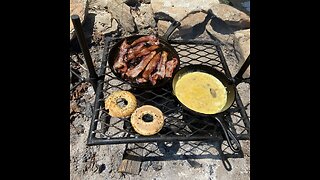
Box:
87 36 250 145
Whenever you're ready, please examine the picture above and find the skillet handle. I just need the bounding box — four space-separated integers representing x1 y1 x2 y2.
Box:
153 13 181 41
162 21 181 41
154 12 176 23
215 116 241 153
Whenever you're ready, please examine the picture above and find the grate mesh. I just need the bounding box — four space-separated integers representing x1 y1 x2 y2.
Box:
87 37 250 145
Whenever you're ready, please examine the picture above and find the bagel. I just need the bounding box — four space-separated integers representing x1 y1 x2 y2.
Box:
104 91 137 118
130 105 164 136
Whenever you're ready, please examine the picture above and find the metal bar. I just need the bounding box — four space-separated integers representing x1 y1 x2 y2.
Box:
237 134 250 140
162 21 181 41
98 36 112 76
87 36 111 145
169 39 220 45
71 68 85 81
234 55 250 84
71 14 98 91
215 44 232 78
224 114 238 136
70 80 85 92
214 38 250 136
234 91 250 135
87 135 223 145
86 80 105 145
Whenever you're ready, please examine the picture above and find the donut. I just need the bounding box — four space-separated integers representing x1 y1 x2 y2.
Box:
130 105 164 136
104 91 137 118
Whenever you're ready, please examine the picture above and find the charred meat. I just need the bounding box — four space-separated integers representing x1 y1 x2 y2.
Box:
165 58 178 78
112 36 178 85
142 52 161 79
125 51 156 78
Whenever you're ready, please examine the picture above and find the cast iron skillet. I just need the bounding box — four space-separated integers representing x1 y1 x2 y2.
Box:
172 56 250 153
107 21 181 89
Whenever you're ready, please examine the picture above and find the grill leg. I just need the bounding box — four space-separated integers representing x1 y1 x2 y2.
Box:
71 14 98 92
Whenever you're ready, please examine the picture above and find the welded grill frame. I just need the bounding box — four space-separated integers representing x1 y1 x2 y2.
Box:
87 36 250 145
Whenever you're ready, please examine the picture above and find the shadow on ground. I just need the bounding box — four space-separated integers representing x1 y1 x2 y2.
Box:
166 10 242 41
122 138 244 172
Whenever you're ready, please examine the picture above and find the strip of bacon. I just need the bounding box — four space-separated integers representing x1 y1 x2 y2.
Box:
165 58 178 78
117 56 128 73
126 42 146 61
142 52 161 79
149 74 159 85
113 39 130 72
130 35 158 47
125 51 157 78
156 51 168 79
128 56 142 68
149 51 169 85
136 77 148 83
146 39 160 46
127 45 159 61
135 45 159 58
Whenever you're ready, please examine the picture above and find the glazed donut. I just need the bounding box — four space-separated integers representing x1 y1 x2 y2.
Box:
105 91 137 118
130 105 164 136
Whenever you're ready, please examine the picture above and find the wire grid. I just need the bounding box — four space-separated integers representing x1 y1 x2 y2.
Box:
88 37 250 145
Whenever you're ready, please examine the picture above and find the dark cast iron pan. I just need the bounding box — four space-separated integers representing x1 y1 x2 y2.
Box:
172 55 250 153
107 21 181 89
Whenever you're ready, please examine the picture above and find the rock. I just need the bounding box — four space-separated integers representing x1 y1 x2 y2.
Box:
141 0 151 3
157 20 171 36
76 124 85 134
82 147 93 162
234 29 250 59
95 0 109 9
169 11 209 39
98 163 106 173
85 102 93 117
205 19 234 44
151 0 220 21
180 11 207 28
80 85 95 104
87 86 95 97
210 4 250 28
94 11 118 35
70 0 89 40
131 4 156 33
209 164 214 175
234 29 250 78
228 0 250 15
122 0 139 6
141 161 151 171
107 0 136 33
151 161 163 171
70 100 81 114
